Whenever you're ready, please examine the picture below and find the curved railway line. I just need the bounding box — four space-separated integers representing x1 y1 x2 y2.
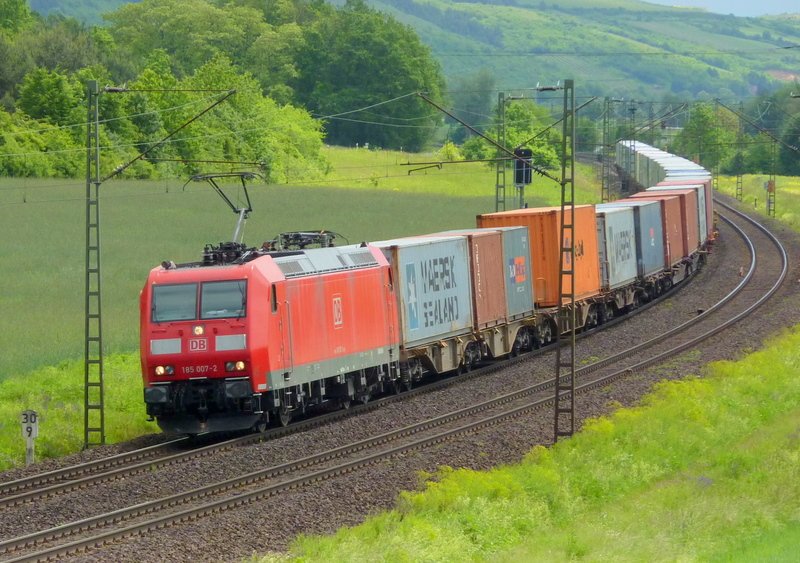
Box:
0 199 791 562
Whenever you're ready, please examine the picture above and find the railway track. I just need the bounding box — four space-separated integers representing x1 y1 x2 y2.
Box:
0 202 786 562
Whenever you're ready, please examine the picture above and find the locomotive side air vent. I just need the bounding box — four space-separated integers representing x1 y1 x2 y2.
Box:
348 250 378 266
276 260 307 277
273 247 380 278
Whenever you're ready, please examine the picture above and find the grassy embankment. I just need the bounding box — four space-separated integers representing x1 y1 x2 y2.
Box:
0 147 598 469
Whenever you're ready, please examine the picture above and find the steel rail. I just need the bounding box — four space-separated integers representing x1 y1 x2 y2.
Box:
0 438 188 500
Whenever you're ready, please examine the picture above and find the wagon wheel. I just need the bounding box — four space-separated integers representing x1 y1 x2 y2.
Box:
360 393 371 405
537 322 553 347
462 342 481 371
511 329 531 357
401 359 420 391
585 305 599 329
339 398 351 410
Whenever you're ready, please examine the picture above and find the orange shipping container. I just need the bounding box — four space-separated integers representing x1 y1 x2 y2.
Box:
477 205 601 307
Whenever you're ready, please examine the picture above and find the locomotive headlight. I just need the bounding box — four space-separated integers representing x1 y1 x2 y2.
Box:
154 365 175 376
155 365 165 376
193 325 205 336
165 365 175 375
235 360 246 371
225 361 234 372
225 361 247 372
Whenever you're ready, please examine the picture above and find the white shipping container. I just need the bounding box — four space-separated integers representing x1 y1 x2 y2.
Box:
595 206 638 290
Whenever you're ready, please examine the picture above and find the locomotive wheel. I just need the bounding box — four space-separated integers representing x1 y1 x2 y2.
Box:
360 393 371 405
253 417 268 433
277 406 292 427
339 398 351 410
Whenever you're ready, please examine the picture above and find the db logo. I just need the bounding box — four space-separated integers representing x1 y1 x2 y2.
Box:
189 338 208 352
333 295 343 328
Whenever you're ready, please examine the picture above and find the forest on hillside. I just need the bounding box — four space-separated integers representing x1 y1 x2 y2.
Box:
0 0 799 180
0 0 446 180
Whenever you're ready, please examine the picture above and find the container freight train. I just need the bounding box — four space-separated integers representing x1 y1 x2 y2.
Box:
141 141 715 434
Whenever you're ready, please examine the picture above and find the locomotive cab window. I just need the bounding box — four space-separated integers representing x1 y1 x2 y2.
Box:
152 283 198 322
201 280 247 319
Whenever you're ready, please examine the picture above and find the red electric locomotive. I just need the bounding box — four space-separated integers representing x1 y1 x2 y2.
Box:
140 242 401 434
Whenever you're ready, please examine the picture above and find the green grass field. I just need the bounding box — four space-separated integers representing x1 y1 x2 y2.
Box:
0 148 599 469
716 173 800 230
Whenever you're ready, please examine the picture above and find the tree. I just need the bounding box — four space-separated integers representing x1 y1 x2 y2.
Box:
502 101 560 169
436 140 464 162
106 0 270 78
460 99 561 170
17 67 81 125
242 22 305 105
293 0 445 150
744 136 775 174
672 103 735 170
0 0 32 33
778 114 800 176
447 69 495 144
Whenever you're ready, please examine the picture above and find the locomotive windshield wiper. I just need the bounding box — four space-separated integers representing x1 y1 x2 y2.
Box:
238 284 247 319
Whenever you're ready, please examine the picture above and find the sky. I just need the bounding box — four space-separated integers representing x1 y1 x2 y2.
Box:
645 0 799 17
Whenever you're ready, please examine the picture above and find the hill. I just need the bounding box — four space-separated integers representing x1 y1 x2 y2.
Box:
29 0 136 24
367 0 800 98
25 0 800 101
